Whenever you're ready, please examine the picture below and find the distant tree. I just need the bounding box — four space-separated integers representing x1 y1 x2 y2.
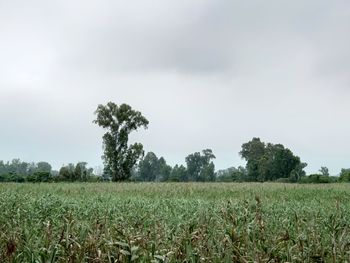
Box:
27 162 37 175
216 166 247 182
86 168 94 181
74 163 83 181
240 138 306 182
93 102 149 181
186 149 216 182
58 166 70 181
138 152 159 181
186 152 201 181
299 172 335 184
240 138 266 181
0 159 102 182
289 162 307 182
36 162 52 174
265 143 303 181
0 159 55 182
55 162 96 182
201 162 216 182
0 161 4 174
169 165 187 182
58 164 75 181
137 152 172 181
28 171 52 183
73 162 89 181
157 157 172 181
319 167 330 177
339 168 350 182
8 159 29 176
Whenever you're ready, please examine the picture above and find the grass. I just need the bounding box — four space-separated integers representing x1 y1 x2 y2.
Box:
1 183 350 262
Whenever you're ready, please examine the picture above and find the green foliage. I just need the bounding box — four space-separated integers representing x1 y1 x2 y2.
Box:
319 166 330 177
0 159 99 183
240 137 266 181
93 102 149 181
0 159 53 183
186 149 216 181
27 172 52 183
1 183 350 262
339 168 350 182
138 152 158 181
168 164 187 182
57 164 75 181
216 166 247 182
157 157 172 181
289 162 307 182
137 152 172 181
240 138 306 182
57 163 97 182
0 173 25 183
299 173 338 184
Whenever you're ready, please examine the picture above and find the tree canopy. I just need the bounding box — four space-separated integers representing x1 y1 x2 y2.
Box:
137 152 172 181
186 149 216 182
93 102 149 181
240 138 306 182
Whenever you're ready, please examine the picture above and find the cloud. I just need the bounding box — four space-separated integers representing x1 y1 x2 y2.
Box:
0 0 349 174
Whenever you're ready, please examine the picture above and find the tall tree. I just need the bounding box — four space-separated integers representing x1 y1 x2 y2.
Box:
240 138 266 181
93 102 149 181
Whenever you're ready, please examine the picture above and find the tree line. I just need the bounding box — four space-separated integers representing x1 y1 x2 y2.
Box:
132 140 348 183
0 160 101 182
1 145 349 183
1 102 349 183
93 102 349 183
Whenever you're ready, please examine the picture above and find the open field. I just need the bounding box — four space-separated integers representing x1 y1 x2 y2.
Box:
1 183 350 262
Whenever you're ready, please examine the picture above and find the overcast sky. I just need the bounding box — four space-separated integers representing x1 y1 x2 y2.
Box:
0 0 349 174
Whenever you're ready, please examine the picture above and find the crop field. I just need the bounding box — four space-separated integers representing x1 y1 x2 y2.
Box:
1 183 350 262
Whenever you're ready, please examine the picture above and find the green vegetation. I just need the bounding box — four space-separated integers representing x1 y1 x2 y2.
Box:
240 138 306 182
137 152 172 182
0 160 100 183
93 102 149 181
1 183 350 262
185 149 216 182
339 169 350 182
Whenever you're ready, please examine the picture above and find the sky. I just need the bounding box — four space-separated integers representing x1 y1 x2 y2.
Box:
0 0 349 175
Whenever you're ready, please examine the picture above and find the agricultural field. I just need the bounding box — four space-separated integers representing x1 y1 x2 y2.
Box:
1 183 350 262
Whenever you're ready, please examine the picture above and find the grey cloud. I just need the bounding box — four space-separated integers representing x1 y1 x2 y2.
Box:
0 0 349 174
1 0 349 75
